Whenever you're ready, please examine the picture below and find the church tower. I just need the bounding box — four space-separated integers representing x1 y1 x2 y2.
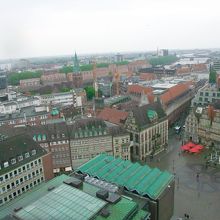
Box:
72 52 83 88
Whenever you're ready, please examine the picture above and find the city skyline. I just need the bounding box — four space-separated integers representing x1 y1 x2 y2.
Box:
1 0 220 59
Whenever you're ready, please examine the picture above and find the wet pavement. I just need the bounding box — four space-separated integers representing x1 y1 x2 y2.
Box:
147 132 220 220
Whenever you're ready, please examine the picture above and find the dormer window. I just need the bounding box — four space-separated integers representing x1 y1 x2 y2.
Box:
4 162 9 168
18 155 23 161
51 134 55 139
32 150 36 155
62 133 65 138
25 152 30 158
11 158 16 165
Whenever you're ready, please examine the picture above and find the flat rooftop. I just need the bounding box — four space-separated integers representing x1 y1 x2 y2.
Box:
0 174 150 220
151 83 177 90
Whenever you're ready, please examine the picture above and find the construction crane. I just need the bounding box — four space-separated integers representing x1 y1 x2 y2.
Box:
92 61 98 98
114 71 120 96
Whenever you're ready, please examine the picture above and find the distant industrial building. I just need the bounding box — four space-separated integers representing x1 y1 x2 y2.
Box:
158 49 169 56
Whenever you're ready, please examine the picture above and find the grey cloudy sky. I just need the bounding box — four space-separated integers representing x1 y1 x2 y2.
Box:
0 0 220 59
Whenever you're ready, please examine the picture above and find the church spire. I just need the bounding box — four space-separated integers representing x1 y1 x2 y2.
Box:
73 52 80 74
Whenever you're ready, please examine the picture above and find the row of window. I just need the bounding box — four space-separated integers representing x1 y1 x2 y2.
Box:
0 150 37 170
0 158 42 183
0 177 43 206
200 91 220 97
0 168 43 194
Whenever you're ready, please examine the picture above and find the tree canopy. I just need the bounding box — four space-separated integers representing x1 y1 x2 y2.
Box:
209 67 217 84
8 71 42 85
84 86 95 100
148 55 178 66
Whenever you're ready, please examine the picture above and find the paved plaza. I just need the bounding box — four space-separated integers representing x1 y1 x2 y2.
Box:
147 132 220 220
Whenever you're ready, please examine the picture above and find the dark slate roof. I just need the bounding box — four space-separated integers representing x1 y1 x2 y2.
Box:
108 126 129 137
131 103 167 129
0 134 46 175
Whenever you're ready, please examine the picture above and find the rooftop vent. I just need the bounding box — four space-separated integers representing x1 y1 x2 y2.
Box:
48 186 55 191
14 207 23 212
100 208 110 218
106 193 121 204
96 189 109 200
63 178 83 188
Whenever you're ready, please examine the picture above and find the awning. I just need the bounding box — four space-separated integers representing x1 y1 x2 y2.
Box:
195 145 204 150
189 147 200 153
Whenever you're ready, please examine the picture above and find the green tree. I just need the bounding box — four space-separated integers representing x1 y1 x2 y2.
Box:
8 71 42 85
84 86 95 100
149 55 178 66
209 67 217 84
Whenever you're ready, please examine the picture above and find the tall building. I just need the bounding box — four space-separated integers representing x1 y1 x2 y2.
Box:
125 103 168 161
72 52 83 88
0 72 7 90
0 134 53 206
115 53 123 62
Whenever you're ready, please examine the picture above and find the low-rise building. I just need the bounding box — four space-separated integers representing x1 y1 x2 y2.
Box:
0 134 53 206
40 90 79 107
41 73 67 85
125 103 168 161
20 78 41 90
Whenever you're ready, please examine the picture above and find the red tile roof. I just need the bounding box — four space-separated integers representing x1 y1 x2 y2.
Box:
160 82 192 105
128 85 153 95
97 107 129 125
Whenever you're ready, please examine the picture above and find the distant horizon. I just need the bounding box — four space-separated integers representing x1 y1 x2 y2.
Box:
1 47 220 62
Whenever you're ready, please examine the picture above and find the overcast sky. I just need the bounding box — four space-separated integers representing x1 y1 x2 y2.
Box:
0 0 220 59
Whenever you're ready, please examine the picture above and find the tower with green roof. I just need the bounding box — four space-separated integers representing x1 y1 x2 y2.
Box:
72 52 83 88
73 52 80 74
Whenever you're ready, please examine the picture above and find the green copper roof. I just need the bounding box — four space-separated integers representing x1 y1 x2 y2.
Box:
77 154 173 200
147 109 157 120
73 52 80 73
51 108 59 116
96 197 138 220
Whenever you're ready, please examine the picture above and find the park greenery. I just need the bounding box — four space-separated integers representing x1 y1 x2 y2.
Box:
148 55 178 66
209 67 217 84
84 86 95 100
8 71 42 85
84 86 102 100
